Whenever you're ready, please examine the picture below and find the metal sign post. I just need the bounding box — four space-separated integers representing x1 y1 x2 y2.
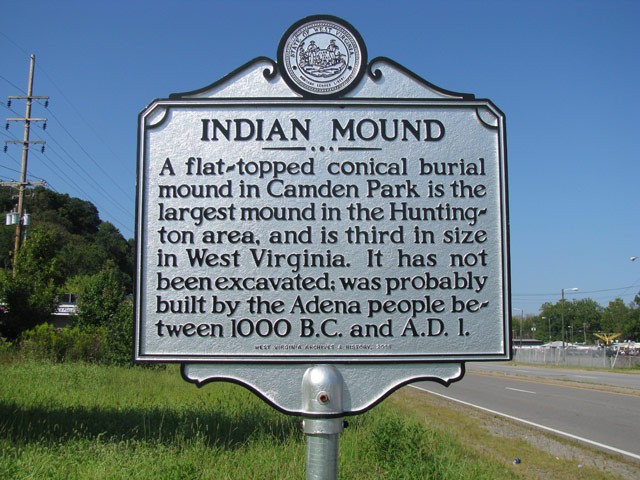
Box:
135 15 510 479
302 365 344 480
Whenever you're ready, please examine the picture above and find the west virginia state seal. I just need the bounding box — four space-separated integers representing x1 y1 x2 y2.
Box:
278 15 367 98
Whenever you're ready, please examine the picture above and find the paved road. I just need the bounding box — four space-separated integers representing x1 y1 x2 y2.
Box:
414 367 640 461
467 362 640 391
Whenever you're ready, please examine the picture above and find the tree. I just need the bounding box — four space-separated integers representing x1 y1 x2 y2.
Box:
539 301 566 342
572 298 602 344
602 297 640 341
1 186 134 289
0 227 64 338
28 187 100 236
539 298 602 344
623 304 640 341
65 263 133 365
57 236 110 279
0 187 18 269
95 222 134 290
601 298 627 335
0 186 134 350
71 263 127 329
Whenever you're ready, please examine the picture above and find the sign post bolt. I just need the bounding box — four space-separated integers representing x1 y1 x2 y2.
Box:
302 365 344 480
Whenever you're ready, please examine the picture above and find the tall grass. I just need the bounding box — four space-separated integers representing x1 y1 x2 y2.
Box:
1 361 516 479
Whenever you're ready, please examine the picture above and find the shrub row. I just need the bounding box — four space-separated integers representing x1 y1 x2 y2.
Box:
4 301 133 365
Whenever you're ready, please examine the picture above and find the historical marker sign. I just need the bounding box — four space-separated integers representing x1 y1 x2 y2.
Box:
135 16 510 372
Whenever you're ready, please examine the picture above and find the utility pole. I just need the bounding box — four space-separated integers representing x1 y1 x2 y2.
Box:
3 54 48 275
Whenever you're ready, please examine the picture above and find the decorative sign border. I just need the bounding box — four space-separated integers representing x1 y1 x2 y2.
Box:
135 98 510 364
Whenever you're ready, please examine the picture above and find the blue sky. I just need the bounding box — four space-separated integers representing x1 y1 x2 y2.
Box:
1 0 638 314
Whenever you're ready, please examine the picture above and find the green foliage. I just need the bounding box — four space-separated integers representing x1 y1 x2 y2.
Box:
0 336 12 352
0 186 134 344
17 322 57 360
0 336 13 364
57 234 110 278
0 259 134 363
538 298 603 343
29 187 100 236
572 298 603 339
533 295 640 343
602 297 640 341
73 263 126 329
95 222 135 291
0 227 63 338
15 294 133 365
103 300 134 365
63 264 134 364
14 225 64 281
623 302 640 340
0 227 12 270
0 186 134 288
601 298 628 333
19 323 106 362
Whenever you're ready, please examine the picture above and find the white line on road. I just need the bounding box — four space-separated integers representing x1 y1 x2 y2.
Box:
411 385 640 462
505 387 536 394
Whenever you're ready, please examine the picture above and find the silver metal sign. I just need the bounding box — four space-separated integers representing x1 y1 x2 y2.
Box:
137 98 509 361
135 15 510 415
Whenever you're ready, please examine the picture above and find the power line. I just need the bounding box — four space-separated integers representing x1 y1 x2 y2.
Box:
512 285 639 297
36 148 132 235
2 37 134 238
0 74 26 95
4 100 134 236
43 100 133 203
2 54 48 274
38 124 132 215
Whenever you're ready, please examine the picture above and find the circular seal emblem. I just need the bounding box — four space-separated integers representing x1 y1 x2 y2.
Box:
278 15 367 98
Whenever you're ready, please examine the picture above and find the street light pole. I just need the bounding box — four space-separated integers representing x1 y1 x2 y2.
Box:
561 287 579 349
568 325 574 344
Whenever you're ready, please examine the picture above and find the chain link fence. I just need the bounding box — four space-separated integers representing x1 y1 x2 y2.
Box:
512 347 640 369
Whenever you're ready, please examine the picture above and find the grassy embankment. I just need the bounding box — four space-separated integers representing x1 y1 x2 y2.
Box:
1 361 637 479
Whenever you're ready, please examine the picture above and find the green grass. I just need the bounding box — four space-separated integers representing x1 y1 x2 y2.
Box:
0 361 515 479
0 360 634 479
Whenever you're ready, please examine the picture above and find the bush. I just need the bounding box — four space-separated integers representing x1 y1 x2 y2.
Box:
19 323 106 363
0 336 13 353
16 299 133 365
59 326 106 362
103 300 134 365
19 323 58 361
0 336 14 362
73 264 126 330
